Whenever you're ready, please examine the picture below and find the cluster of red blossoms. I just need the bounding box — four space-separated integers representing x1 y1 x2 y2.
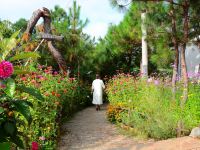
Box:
0 61 14 79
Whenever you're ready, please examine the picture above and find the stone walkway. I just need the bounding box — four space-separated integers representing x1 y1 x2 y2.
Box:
58 105 200 150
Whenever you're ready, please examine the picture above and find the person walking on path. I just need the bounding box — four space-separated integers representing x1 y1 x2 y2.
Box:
91 74 105 111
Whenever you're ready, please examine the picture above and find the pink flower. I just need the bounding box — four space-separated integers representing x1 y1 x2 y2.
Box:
21 77 27 81
31 142 38 150
38 65 44 69
171 64 175 68
53 71 58 75
0 61 14 79
154 80 160 85
147 78 153 83
69 78 75 81
39 136 46 141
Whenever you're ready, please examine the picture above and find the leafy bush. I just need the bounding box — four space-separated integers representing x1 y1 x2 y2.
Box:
106 74 200 139
16 65 90 149
0 32 42 149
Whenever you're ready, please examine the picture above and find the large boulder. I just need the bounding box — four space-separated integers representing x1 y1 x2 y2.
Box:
189 127 200 138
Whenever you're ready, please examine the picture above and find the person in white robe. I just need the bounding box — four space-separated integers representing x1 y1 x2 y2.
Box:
92 74 105 111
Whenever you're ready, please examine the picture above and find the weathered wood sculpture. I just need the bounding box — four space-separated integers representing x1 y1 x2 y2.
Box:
22 7 67 73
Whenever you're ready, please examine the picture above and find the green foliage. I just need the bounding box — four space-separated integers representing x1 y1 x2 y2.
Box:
9 52 40 62
0 31 18 61
0 142 10 150
0 20 14 38
17 85 44 101
0 33 43 149
91 2 143 76
13 100 33 124
93 2 174 76
106 74 200 139
3 78 16 98
15 66 90 149
12 18 28 33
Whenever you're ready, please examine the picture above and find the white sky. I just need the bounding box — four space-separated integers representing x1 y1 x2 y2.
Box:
0 0 124 39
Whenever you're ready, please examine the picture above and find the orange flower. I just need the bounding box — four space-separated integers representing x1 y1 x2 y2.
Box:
56 94 61 97
8 111 14 117
31 80 36 84
55 101 60 106
44 92 49 96
51 91 56 96
63 89 67 93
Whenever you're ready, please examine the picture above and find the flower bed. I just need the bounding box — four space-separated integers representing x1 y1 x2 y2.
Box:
16 65 90 149
106 73 200 139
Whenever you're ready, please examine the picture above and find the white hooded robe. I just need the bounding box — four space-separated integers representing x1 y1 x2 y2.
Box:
92 79 105 105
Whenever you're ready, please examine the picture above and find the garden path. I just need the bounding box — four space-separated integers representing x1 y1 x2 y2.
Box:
58 104 200 150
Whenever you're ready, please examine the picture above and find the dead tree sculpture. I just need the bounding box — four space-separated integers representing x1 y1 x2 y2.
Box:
22 7 67 73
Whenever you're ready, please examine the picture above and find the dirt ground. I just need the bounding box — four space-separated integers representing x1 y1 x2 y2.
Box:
58 104 200 150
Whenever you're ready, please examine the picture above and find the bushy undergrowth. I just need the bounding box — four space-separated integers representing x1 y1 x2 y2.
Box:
106 73 200 139
16 65 90 149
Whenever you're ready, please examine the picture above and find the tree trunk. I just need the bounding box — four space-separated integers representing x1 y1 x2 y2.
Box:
181 0 189 107
141 11 148 78
170 0 179 98
43 11 67 72
47 41 67 72
22 7 67 73
177 0 189 137
180 44 188 106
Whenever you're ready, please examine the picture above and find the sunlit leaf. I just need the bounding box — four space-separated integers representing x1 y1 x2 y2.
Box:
0 107 4 114
1 38 16 60
12 100 32 124
13 66 31 75
10 30 20 39
3 78 15 98
17 85 44 101
9 52 40 62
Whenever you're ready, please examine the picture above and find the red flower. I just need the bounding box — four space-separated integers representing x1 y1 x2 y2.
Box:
0 61 14 79
31 142 38 150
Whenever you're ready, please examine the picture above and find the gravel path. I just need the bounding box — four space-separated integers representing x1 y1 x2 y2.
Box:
58 104 200 150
